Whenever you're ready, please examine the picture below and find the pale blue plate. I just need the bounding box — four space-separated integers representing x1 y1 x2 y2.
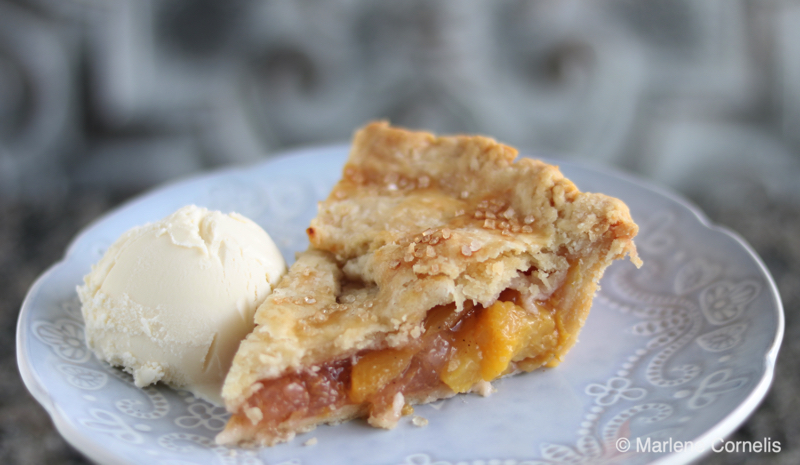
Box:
18 145 783 465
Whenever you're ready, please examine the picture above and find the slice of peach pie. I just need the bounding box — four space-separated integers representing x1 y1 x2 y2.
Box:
217 121 641 446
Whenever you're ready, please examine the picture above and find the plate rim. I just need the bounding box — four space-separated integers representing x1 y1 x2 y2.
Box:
576 163 784 464
16 144 784 465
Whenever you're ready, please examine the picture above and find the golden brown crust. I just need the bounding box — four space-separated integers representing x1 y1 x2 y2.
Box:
220 121 639 444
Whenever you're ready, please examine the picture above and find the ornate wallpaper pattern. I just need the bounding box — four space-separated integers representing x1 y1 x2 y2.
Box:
1 0 800 208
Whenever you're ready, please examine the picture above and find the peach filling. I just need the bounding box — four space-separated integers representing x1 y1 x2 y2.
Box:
228 290 560 435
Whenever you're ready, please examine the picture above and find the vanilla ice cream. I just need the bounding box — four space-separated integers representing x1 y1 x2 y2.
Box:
77 205 286 405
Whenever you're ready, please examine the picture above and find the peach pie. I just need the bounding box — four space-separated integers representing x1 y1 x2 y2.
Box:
217 121 641 446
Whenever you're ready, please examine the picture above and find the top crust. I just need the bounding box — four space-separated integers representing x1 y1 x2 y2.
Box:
222 121 639 410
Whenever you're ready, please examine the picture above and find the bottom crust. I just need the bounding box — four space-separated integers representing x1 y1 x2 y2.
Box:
216 386 459 447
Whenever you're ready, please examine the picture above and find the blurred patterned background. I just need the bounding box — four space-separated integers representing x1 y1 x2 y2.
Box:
1 0 799 463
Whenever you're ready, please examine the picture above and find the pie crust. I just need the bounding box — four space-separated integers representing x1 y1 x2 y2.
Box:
217 121 641 446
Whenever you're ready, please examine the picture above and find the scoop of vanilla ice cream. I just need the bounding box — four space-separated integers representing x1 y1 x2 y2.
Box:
77 205 286 405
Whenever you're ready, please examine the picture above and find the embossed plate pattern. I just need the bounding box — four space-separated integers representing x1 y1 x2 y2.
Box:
17 145 783 465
